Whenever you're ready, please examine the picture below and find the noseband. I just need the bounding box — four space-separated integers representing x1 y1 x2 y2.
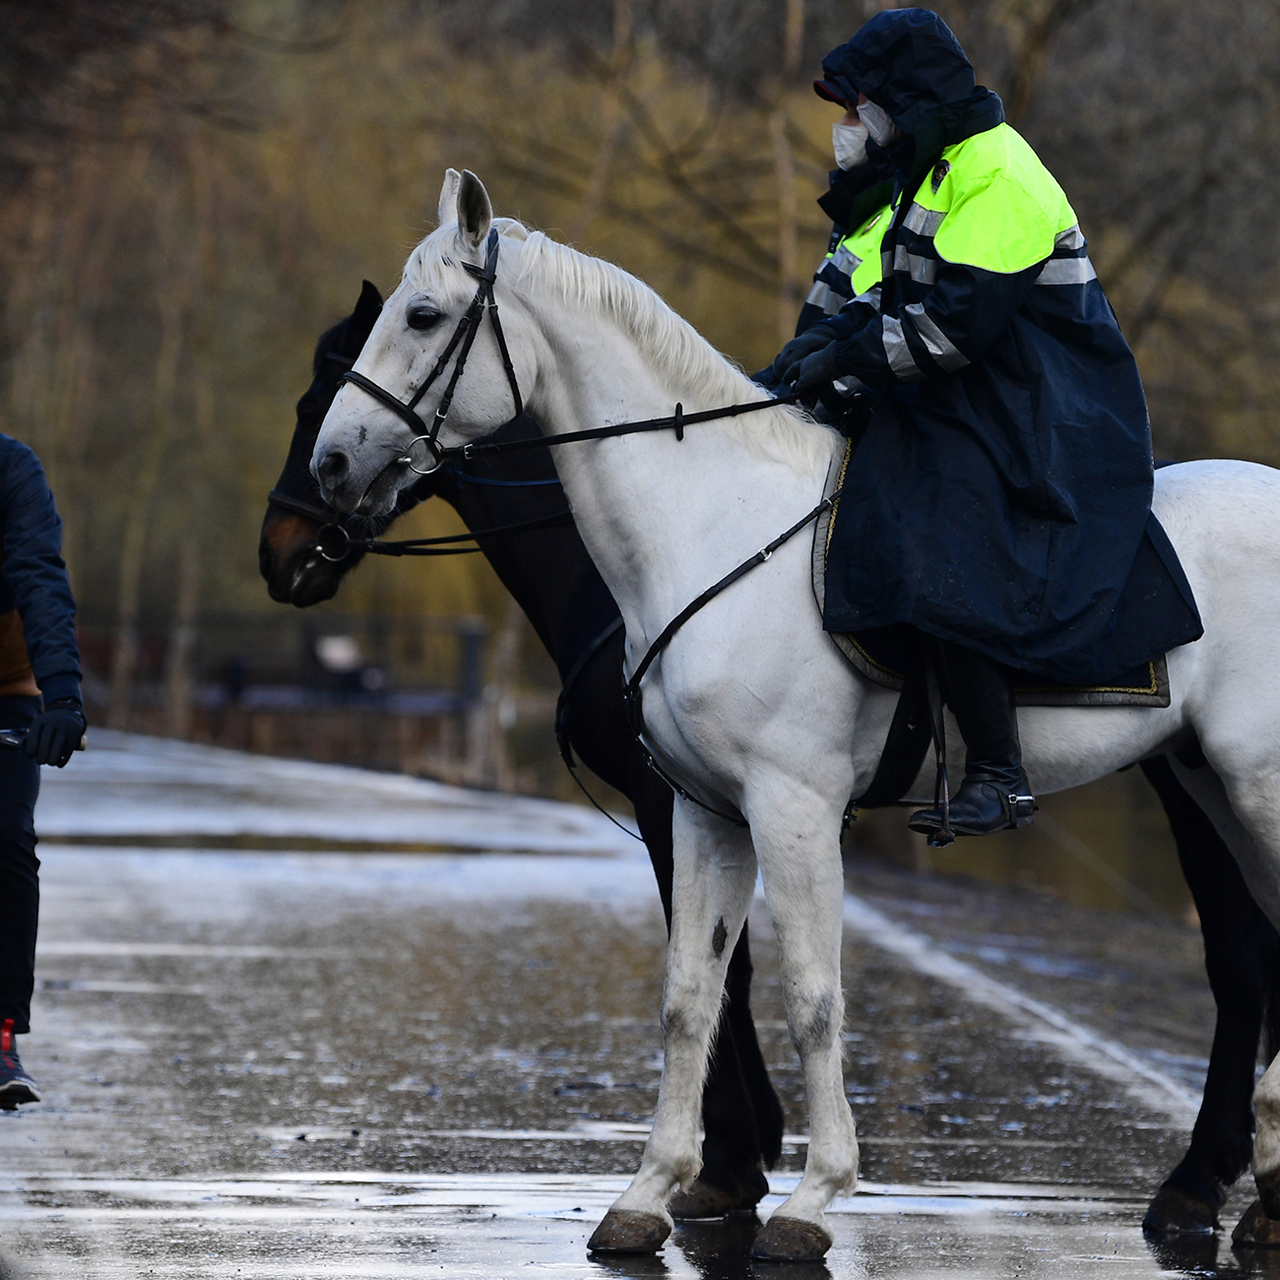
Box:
337 227 524 476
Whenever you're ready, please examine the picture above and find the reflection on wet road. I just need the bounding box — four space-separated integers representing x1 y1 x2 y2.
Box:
0 733 1264 1276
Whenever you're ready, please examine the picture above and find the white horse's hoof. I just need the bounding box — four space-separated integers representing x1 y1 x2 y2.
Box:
751 1214 832 1260
587 1209 671 1254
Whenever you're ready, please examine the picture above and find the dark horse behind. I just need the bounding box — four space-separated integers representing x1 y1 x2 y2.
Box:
260 281 1280 1238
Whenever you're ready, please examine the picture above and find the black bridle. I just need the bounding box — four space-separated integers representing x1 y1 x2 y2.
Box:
333 223 801 474
306 225 850 824
338 227 524 478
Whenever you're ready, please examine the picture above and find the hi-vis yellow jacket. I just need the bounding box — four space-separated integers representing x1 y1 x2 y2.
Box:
813 8 1201 686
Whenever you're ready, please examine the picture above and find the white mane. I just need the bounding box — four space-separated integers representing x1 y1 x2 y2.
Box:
406 220 835 476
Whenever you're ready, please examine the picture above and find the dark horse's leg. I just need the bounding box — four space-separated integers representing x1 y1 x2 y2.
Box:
565 643 784 1217
1140 755 1280 1234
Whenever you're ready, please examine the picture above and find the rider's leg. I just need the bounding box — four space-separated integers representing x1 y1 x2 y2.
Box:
909 641 1035 837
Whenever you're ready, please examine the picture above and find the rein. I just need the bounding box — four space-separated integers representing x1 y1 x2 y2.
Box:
446 391 799 464
266 489 335 524
265 488 572 559
316 509 573 560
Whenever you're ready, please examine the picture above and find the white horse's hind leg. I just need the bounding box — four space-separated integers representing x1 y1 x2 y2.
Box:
747 789 857 1262
588 800 758 1255
1170 756 1280 1218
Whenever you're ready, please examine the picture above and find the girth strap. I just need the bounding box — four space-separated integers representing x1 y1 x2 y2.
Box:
852 673 932 810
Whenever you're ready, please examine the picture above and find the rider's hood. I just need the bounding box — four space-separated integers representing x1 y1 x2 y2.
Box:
816 9 1004 181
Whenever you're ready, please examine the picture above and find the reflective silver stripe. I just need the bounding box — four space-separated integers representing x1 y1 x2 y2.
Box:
833 375 867 396
882 315 922 380
806 280 844 314
1054 224 1085 251
903 202 946 236
903 303 969 372
832 244 862 276
893 244 937 284
853 284 882 312
1035 256 1098 286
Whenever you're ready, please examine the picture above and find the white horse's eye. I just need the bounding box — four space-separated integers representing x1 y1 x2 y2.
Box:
406 303 443 331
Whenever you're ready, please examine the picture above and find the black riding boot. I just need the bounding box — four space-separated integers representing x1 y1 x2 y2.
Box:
908 643 1036 838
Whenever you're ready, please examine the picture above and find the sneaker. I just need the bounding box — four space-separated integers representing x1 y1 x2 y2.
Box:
0 1018 40 1108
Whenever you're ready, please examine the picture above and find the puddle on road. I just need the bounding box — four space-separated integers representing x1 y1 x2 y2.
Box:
0 846 1251 1277
0 1169 1196 1278
0 1172 1266 1279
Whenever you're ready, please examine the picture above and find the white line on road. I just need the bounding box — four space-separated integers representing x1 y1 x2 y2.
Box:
842 893 1201 1124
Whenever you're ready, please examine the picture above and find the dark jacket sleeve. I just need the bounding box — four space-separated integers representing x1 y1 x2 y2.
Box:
823 259 1041 386
0 439 82 705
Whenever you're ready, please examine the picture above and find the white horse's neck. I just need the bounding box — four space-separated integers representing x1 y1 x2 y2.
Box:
509 244 840 646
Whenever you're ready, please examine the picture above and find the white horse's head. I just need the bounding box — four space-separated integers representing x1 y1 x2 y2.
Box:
313 170 537 514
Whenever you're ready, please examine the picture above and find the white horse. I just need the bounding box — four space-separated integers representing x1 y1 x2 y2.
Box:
313 169 1280 1261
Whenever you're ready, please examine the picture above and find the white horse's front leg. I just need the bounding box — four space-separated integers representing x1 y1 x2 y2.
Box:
748 789 857 1261
588 799 758 1255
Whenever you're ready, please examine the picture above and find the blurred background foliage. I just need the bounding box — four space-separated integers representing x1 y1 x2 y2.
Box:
0 0 1277 908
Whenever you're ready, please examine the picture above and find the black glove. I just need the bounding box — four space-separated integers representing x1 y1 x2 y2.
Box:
25 702 85 768
788 340 849 395
770 326 835 387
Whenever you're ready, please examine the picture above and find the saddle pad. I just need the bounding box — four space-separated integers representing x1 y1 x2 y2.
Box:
811 442 1171 710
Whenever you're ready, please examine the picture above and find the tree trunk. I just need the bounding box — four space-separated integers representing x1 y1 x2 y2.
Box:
164 126 217 740
568 0 632 243
770 108 800 346
108 178 185 730
771 0 806 344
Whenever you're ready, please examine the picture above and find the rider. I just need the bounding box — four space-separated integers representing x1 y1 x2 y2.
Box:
769 9 1201 839
0 436 86 1106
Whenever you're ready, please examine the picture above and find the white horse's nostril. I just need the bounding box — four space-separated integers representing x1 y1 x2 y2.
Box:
317 450 349 492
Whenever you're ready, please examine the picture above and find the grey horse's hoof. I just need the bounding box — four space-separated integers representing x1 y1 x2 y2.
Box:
587 1209 671 1254
751 1215 832 1261
669 1168 769 1220
1142 1184 1220 1235
1233 1199 1280 1247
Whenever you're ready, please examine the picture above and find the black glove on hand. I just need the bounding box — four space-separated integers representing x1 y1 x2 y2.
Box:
789 340 848 395
25 702 85 768
771 326 835 387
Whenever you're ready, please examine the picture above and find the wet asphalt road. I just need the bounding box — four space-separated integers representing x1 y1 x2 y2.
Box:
0 732 1272 1278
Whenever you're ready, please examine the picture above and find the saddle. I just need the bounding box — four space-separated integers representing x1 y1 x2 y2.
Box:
811 451 1171 809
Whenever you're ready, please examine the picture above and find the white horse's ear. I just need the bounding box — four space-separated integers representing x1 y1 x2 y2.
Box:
456 170 492 251
437 169 462 227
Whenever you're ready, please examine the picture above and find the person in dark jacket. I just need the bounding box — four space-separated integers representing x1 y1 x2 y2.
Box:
0 436 86 1106
769 9 1201 839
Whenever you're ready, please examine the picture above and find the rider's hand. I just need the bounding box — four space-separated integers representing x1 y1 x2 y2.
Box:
25 702 85 768
771 326 835 387
787 340 846 395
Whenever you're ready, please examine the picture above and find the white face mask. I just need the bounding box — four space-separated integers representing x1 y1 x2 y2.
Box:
856 100 904 148
831 121 869 170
